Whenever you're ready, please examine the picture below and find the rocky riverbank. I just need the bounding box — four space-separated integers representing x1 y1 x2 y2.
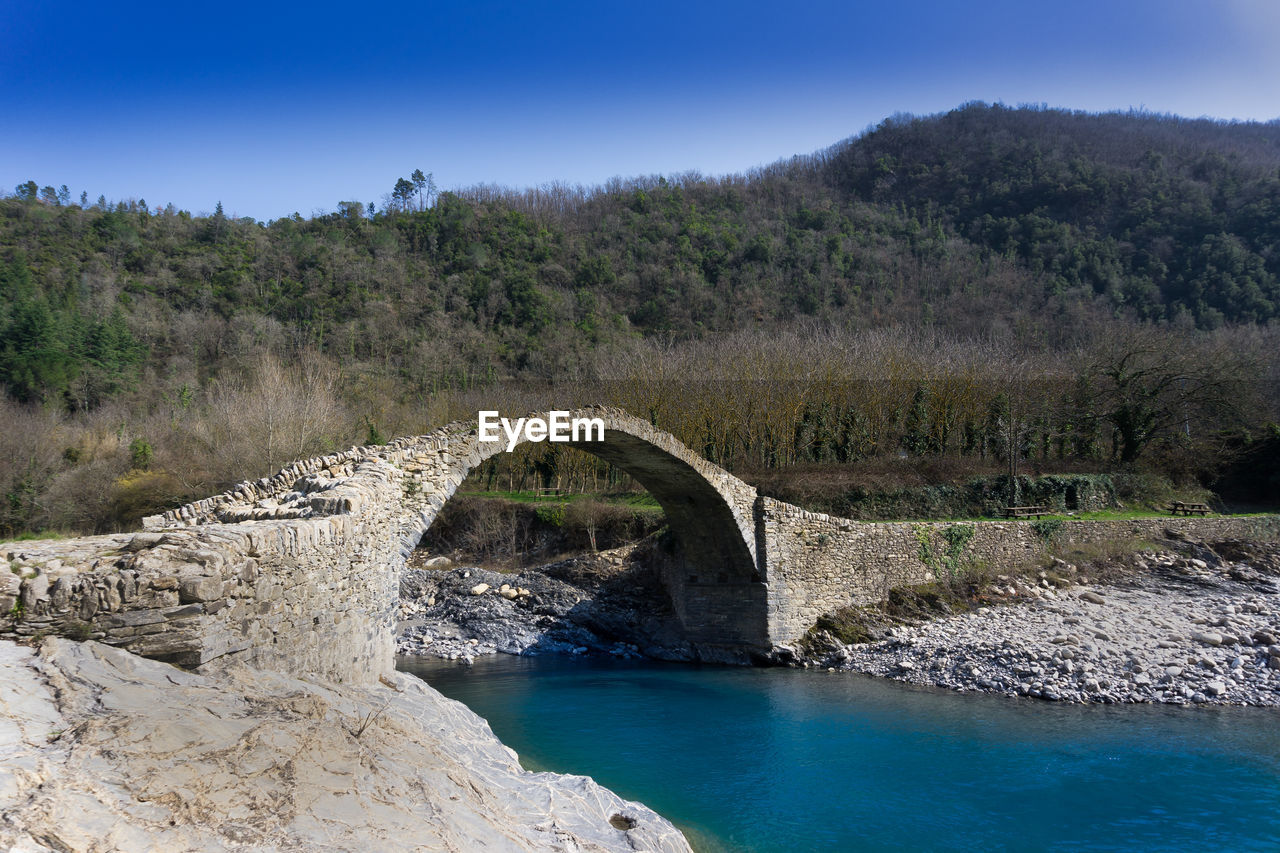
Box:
805 539 1280 705
0 637 692 852
396 542 696 662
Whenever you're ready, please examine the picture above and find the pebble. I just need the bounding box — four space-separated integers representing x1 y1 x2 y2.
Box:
396 555 692 663
825 542 1280 707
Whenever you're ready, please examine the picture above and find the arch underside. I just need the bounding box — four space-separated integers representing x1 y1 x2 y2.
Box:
567 435 769 658
405 422 770 660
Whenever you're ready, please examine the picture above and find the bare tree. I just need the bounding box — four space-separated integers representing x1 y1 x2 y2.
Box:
1082 327 1255 463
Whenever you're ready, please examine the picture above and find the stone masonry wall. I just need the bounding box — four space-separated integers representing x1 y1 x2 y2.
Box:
760 499 1280 646
1 458 413 684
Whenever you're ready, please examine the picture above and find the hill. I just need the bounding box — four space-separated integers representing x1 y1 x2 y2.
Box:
2 103 1278 535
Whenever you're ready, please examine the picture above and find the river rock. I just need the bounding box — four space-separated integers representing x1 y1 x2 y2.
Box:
821 538 1280 707
397 548 695 662
1193 631 1224 647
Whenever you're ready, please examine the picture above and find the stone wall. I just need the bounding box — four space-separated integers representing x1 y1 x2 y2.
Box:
1 458 409 684
759 500 1280 646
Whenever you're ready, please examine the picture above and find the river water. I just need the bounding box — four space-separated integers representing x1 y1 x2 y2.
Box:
399 655 1280 852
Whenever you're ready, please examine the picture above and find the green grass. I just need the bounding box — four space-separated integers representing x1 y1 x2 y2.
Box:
1037 508 1277 521
1044 508 1190 521
848 507 1280 524
455 489 662 509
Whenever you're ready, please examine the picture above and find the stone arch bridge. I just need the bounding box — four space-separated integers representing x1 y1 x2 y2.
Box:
6 407 1277 682
150 407 783 665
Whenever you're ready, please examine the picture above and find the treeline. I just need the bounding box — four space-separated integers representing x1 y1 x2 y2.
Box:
3 323 1275 537
3 103 1280 535
459 323 1276 490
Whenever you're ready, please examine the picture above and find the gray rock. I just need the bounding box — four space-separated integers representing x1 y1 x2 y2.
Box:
177 576 222 603
825 540 1280 708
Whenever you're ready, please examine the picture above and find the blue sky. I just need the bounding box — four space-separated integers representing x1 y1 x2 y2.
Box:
3 0 1279 220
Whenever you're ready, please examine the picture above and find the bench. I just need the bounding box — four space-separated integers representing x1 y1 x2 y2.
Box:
1169 501 1212 516
533 487 565 501
1004 505 1051 519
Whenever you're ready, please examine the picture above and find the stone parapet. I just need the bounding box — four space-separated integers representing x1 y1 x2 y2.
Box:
759 502 1280 645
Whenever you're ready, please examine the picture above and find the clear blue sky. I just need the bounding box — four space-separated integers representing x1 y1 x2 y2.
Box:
4 0 1279 221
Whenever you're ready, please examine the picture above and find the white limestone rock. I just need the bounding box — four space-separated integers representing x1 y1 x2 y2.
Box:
0 639 692 853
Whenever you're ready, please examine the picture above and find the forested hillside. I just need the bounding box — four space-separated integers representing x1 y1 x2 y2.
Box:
821 104 1280 327
2 103 1279 535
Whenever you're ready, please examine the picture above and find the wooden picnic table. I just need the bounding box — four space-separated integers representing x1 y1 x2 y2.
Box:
1004 505 1051 519
1168 501 1212 516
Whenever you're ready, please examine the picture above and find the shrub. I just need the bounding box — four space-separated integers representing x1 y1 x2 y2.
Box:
914 522 975 581
128 438 153 470
1031 518 1063 541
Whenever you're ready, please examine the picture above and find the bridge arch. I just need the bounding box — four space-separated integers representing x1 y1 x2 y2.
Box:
389 408 768 657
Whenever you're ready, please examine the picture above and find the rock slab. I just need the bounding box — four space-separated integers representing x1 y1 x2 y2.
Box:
0 639 691 853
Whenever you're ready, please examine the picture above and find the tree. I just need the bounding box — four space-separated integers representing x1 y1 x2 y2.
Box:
14 181 37 201
392 178 415 212
337 200 365 220
0 298 74 402
411 169 427 211
424 171 438 208
901 385 933 456
1084 329 1253 463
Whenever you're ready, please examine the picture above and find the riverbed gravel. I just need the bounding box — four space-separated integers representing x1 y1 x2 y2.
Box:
818 540 1280 705
396 544 694 663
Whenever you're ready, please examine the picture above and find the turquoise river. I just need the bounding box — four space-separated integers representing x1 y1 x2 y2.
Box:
399 655 1280 852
